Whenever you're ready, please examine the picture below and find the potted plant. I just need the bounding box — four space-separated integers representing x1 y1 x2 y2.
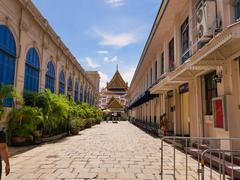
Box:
8 106 43 146
85 118 93 128
70 117 80 135
0 84 23 118
78 118 86 130
95 119 102 124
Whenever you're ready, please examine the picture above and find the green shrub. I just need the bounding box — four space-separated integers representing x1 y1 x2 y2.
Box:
95 119 102 124
78 119 86 129
89 118 96 125
9 89 103 140
8 106 43 140
27 90 70 135
0 84 23 118
70 117 85 128
85 118 93 128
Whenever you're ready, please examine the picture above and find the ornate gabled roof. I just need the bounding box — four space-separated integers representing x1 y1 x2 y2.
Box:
107 97 124 109
107 69 128 91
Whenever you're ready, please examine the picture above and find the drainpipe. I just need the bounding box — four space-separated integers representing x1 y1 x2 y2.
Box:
214 0 222 33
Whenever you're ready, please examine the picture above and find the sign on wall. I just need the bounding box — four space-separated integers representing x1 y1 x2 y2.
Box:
212 96 227 130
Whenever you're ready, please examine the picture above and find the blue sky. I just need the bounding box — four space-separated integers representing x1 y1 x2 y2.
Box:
32 0 161 89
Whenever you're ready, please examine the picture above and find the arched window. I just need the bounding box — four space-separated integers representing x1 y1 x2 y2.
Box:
90 93 93 105
0 25 16 107
24 48 40 92
84 88 87 102
92 94 95 105
80 85 83 102
45 61 55 93
87 90 90 103
59 71 65 94
68 77 73 95
74 81 79 102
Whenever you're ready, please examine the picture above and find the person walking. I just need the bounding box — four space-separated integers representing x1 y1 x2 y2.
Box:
0 130 10 179
160 113 168 136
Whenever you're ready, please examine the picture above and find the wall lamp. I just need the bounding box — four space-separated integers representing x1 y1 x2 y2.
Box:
213 71 222 83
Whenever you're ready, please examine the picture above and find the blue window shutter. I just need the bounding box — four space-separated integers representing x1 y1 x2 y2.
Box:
0 25 16 107
80 86 83 102
45 61 55 93
59 71 65 94
24 48 40 92
74 81 79 102
68 78 73 94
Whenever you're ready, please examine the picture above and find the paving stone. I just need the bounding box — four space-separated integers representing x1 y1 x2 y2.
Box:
76 171 97 179
3 122 223 180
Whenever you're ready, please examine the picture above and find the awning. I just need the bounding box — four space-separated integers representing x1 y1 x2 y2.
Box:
128 91 159 110
150 21 240 94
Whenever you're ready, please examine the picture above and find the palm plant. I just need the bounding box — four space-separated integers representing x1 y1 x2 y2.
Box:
0 84 23 119
8 106 43 143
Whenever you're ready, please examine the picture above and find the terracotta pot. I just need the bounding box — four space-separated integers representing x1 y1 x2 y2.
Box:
96 119 101 124
70 128 80 135
11 136 27 146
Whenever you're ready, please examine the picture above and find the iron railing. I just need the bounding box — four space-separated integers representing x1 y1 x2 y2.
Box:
132 119 159 135
201 149 240 180
160 136 240 180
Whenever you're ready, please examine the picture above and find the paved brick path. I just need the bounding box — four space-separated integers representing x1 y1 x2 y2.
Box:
3 122 219 180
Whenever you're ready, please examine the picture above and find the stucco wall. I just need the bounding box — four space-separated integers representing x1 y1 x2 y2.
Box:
0 0 97 106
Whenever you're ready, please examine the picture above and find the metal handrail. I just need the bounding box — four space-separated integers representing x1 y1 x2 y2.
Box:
160 136 240 180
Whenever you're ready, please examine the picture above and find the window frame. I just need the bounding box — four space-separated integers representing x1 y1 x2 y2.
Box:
155 60 157 82
181 17 190 63
169 38 175 72
204 71 218 115
150 68 153 85
160 52 164 75
235 0 240 21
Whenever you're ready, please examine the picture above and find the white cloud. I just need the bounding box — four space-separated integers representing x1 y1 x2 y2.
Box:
103 56 118 63
121 67 135 85
99 71 110 89
97 50 109 54
104 0 125 7
84 57 101 68
96 30 137 48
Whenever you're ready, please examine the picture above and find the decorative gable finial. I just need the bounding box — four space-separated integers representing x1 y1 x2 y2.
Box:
116 64 118 71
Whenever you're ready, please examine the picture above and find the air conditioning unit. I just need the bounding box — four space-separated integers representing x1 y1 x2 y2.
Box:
197 0 216 46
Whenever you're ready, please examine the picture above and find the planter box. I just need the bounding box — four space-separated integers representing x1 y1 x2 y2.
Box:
11 137 27 146
41 132 68 143
70 128 80 135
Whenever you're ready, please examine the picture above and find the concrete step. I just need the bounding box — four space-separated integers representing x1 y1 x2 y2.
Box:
193 143 240 166
187 147 240 179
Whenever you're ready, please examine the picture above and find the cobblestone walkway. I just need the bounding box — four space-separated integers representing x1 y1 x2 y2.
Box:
4 122 218 180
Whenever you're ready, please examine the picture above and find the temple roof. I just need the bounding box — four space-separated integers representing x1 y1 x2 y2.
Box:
107 97 124 109
107 70 128 91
